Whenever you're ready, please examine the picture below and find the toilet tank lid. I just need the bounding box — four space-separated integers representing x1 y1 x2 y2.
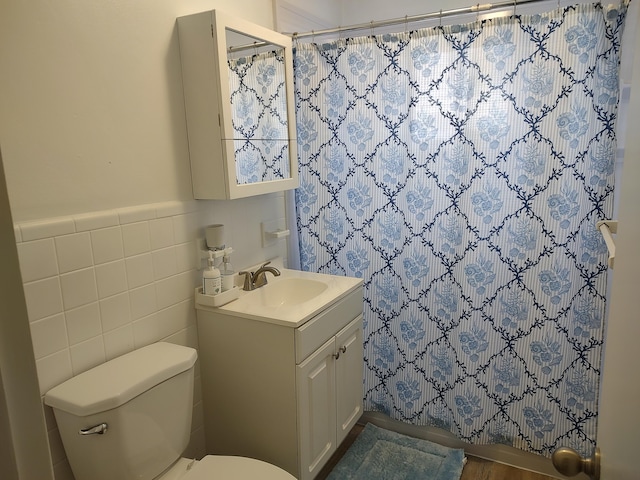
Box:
44 342 197 417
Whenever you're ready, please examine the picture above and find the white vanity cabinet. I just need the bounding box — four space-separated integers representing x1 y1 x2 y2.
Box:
196 285 363 480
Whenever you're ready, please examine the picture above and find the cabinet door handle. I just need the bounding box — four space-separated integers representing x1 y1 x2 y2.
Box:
333 346 347 360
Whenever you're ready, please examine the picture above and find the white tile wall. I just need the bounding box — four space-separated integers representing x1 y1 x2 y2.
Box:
149 217 175 250
122 221 152 256
15 195 289 480
65 303 101 344
59 268 98 310
95 260 128 298
30 314 68 359
91 226 124 264
55 233 93 273
99 293 131 332
16 238 58 281
23 277 64 321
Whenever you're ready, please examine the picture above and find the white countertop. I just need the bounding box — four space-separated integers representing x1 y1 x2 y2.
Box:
195 266 363 328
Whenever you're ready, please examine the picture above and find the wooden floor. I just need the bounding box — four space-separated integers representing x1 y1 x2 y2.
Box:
316 423 557 480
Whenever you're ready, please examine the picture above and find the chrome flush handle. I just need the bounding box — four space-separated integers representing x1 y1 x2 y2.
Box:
79 423 108 435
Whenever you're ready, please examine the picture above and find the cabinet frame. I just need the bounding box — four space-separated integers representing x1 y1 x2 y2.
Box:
177 10 298 199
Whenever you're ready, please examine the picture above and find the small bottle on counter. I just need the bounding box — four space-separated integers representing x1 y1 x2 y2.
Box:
203 250 221 295
221 249 235 292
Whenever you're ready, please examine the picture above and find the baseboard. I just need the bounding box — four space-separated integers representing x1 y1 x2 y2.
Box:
360 412 589 480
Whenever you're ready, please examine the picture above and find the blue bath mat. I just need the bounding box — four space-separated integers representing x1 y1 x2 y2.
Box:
327 423 465 480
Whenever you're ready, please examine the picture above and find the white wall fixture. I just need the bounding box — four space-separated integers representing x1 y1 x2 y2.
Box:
261 218 289 247
177 10 299 199
597 220 618 269
205 224 226 250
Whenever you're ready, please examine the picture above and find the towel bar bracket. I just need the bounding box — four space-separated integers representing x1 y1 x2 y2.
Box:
596 220 618 269
596 220 618 234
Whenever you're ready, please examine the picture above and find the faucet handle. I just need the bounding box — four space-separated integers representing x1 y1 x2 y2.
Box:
239 271 253 291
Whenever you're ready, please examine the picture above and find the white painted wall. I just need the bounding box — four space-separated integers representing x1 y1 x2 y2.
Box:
274 0 341 32
0 0 274 222
597 3 640 478
339 0 473 24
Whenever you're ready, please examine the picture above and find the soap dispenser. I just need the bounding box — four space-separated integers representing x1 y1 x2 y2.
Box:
203 250 221 295
221 248 235 292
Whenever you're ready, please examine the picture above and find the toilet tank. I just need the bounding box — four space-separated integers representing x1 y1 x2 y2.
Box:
44 342 198 480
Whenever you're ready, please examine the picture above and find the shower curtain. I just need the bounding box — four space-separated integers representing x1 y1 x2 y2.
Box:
293 2 627 457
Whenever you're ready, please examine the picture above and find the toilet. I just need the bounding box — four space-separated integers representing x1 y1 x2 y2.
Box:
44 342 295 480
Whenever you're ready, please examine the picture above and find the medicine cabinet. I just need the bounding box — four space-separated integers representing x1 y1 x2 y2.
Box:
177 10 298 199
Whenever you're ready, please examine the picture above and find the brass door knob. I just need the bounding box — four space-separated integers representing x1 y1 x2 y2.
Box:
552 446 600 480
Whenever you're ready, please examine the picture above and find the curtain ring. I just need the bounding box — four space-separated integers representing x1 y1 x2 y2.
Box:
370 20 374 38
476 3 480 22
439 9 443 26
405 15 408 33
513 0 517 17
312 30 315 44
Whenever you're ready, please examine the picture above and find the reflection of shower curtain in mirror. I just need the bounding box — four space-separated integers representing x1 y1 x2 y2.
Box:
228 51 290 184
293 2 627 457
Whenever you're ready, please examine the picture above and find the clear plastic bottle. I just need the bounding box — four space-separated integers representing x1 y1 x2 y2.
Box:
203 251 221 295
221 251 235 292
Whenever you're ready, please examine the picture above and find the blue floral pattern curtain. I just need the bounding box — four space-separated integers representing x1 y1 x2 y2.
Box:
228 50 290 183
293 2 627 456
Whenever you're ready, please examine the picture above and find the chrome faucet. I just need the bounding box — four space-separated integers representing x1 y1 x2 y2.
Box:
239 261 281 291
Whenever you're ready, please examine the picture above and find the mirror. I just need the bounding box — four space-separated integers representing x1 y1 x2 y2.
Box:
177 10 298 199
225 29 290 185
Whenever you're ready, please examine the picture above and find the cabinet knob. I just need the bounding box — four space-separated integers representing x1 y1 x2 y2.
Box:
333 346 347 360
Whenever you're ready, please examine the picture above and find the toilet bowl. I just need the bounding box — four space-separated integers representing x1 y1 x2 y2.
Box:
44 342 295 480
159 456 296 479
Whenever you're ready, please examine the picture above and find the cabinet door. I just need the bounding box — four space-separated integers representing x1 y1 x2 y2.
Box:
296 337 337 480
335 315 364 445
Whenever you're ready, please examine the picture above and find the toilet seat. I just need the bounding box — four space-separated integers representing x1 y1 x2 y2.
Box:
182 455 296 480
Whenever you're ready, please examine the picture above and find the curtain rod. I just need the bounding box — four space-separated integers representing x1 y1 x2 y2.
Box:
288 0 560 39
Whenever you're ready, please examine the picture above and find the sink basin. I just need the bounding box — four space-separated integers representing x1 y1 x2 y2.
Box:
242 278 328 308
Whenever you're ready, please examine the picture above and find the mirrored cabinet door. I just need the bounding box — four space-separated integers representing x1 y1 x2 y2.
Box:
177 10 298 199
